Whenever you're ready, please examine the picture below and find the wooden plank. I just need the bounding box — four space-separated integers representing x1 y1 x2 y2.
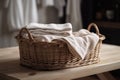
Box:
0 44 120 80
97 72 116 80
0 73 19 80
74 75 99 80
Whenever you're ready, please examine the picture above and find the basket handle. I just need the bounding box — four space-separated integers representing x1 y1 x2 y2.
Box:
87 23 105 40
19 27 34 41
87 23 100 35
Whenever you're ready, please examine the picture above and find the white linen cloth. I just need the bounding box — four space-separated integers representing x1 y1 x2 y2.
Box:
66 0 83 31
25 23 99 59
54 0 65 17
7 0 38 31
54 29 99 59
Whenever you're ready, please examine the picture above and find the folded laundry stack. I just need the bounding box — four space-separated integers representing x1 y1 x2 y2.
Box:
24 23 99 60
25 23 73 42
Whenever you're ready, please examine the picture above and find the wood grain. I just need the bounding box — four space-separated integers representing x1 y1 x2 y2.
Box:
0 44 120 80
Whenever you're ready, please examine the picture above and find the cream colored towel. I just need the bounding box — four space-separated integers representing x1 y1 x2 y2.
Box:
53 29 99 59
27 23 72 31
25 23 73 42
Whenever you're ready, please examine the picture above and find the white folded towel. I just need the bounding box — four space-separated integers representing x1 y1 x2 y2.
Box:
24 23 73 42
27 23 72 31
53 29 99 59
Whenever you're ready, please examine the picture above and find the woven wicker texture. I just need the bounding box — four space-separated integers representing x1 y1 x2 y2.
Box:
16 23 105 70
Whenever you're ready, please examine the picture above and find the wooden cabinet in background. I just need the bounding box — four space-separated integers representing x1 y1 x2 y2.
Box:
81 0 120 45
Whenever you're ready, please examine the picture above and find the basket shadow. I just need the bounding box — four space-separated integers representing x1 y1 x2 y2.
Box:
0 59 37 74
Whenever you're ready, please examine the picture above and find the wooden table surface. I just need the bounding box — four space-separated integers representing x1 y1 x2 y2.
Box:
0 44 120 80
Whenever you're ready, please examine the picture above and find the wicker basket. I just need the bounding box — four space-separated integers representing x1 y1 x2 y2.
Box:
16 23 105 70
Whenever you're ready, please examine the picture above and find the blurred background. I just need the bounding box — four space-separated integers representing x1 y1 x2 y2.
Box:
82 0 120 46
0 0 120 48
